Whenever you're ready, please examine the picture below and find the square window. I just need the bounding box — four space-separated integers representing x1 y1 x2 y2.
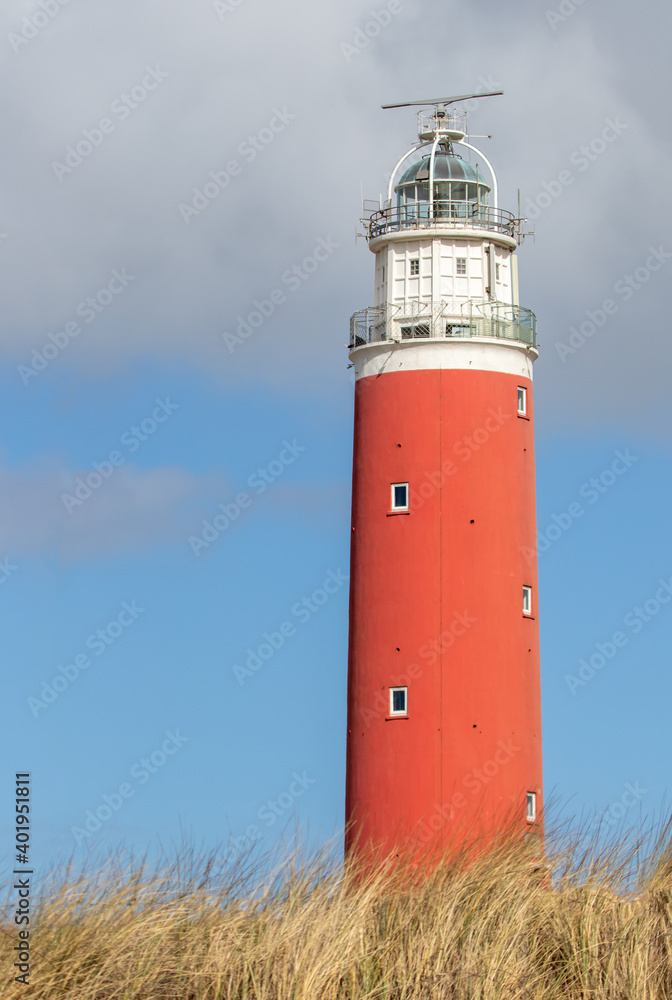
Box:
527 792 536 823
391 483 409 510
517 386 527 415
456 257 467 275
523 585 532 615
390 687 408 715
409 258 419 275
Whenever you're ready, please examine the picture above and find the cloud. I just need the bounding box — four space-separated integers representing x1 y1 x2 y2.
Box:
0 459 224 560
0 0 670 432
0 456 347 561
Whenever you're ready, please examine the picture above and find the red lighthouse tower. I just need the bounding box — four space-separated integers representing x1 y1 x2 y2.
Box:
345 94 543 859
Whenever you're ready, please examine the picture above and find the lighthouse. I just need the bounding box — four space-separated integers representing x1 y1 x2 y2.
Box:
345 94 543 859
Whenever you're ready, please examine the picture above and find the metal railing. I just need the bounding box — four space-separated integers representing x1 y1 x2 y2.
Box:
417 109 467 140
349 301 537 350
350 305 388 348
366 202 517 239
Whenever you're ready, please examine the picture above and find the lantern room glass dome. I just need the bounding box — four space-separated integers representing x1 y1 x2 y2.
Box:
395 151 491 222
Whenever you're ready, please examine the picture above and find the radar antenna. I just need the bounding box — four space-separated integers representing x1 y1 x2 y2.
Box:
381 91 503 111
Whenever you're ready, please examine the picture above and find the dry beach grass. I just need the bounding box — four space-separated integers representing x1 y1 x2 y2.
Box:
3 819 672 999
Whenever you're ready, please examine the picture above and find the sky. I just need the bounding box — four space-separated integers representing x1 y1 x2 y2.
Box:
1 0 671 873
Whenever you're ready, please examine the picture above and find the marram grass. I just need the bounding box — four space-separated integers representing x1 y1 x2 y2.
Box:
4 819 672 999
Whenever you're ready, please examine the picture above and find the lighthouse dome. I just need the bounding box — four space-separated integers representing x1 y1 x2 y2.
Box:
395 152 491 220
396 152 490 189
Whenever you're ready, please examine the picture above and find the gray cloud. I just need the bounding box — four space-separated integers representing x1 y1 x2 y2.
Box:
0 456 345 561
0 0 670 433
0 459 224 559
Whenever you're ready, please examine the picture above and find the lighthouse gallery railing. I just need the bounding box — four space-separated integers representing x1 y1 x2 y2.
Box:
365 203 517 239
349 302 537 350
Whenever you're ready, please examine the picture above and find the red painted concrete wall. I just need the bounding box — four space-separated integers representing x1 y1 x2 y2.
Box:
345 365 543 857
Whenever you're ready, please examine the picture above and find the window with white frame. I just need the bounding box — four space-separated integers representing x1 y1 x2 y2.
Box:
523 585 533 615
409 258 419 275
456 257 467 275
517 386 527 415
391 483 409 511
527 792 536 823
496 263 501 281
390 687 408 716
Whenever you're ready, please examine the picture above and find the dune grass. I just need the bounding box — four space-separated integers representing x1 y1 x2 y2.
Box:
4 819 672 999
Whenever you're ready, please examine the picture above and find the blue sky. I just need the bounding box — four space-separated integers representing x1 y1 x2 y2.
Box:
1 0 671 872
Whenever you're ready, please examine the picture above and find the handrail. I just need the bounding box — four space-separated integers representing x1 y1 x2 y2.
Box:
366 202 516 240
349 302 537 350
